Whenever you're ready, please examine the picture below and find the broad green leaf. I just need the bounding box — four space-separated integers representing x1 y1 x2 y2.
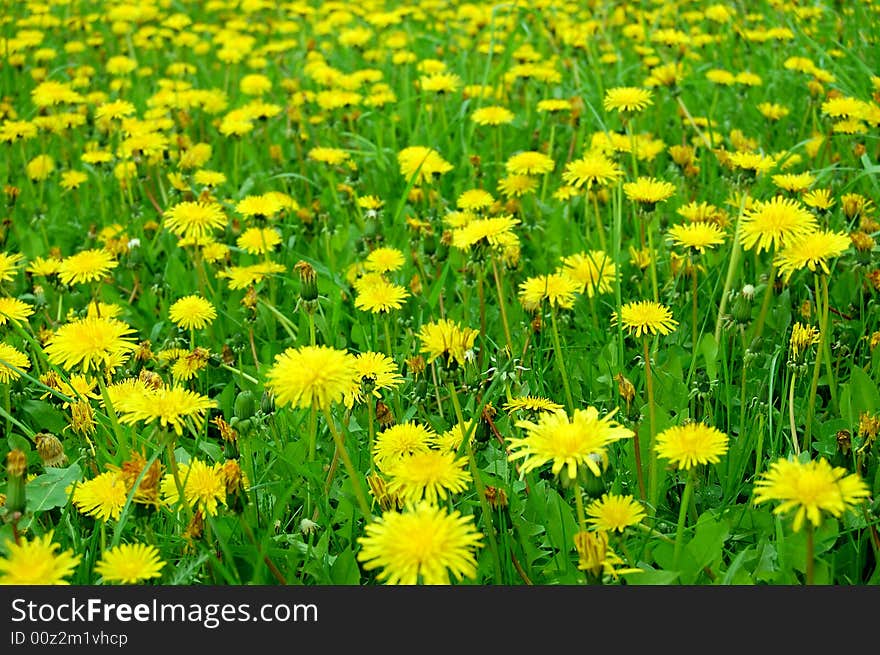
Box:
26 463 82 514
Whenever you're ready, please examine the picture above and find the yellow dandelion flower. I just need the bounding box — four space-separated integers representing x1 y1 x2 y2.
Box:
94 543 165 584
509 407 633 479
72 471 129 522
265 345 358 410
603 87 653 113
667 222 726 253
0 343 29 383
417 318 478 369
386 450 472 505
236 227 282 255
0 532 81 585
57 249 117 286
160 458 227 516
612 300 678 338
654 423 730 470
0 297 34 325
374 422 435 473
518 273 580 312
738 196 817 253
560 251 616 297
773 229 850 281
163 201 227 240
505 151 555 176
357 503 483 585
753 457 870 532
44 316 137 372
169 295 217 331
586 494 647 533
562 152 623 189
354 278 410 313
117 386 216 436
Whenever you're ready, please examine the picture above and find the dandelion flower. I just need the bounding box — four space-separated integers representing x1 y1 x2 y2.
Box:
163 201 227 240
386 450 472 505
0 532 81 585
560 251 616 297
72 471 129 522
355 278 410 313
518 273 580 312
345 351 404 407
94 543 165 584
266 345 358 410
57 249 117 286
667 222 726 253
450 215 519 252
0 297 34 325
773 230 850 281
562 152 623 189
506 151 555 176
374 422 435 472
612 301 678 338
753 457 870 532
357 503 483 585
604 87 653 113
160 458 227 516
456 190 494 212
503 396 564 414
738 196 817 253
654 423 729 470
169 295 217 331
364 247 405 273
417 318 478 369
0 343 29 383
397 146 453 184
509 407 634 479
789 322 820 361
623 177 676 208
118 386 216 435
471 106 515 126
44 316 137 372
586 494 647 533
236 227 281 255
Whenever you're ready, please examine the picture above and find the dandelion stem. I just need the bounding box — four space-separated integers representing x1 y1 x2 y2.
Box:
97 374 128 457
549 305 575 412
644 337 660 511
320 406 372 519
307 405 317 463
805 522 815 585
673 468 696 571
573 480 587 531
219 364 259 386
491 258 513 354
788 372 800 455
751 265 776 345
804 273 830 452
714 193 748 342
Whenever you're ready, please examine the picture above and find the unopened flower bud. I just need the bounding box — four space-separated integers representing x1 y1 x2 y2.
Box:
5 449 27 514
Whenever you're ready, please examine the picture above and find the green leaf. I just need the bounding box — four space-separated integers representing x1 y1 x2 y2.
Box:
19 400 67 434
26 463 82 514
623 566 679 585
330 547 361 585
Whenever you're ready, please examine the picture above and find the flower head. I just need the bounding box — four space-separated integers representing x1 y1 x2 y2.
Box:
160 458 227 516
654 423 729 470
265 345 358 410
509 407 634 479
562 152 623 189
374 422 435 472
667 222 726 253
357 503 483 585
604 87 653 114
236 227 281 255
0 343 29 383
386 450 472 505
739 197 818 253
506 151 555 176
345 351 404 407
163 201 227 240
773 229 850 281
417 318 478 369
95 544 165 584
397 146 453 184
612 300 678 338
118 386 216 436
753 457 870 532
169 295 217 331
623 177 676 208
560 251 616 297
586 494 647 533
57 249 117 286
44 316 137 372
0 532 81 585
72 471 129 522
518 273 580 312
354 278 410 313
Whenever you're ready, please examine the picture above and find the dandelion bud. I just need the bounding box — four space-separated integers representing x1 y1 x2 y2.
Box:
5 449 27 514
260 390 275 415
294 260 318 302
35 432 67 468
615 373 636 408
730 287 753 325
233 389 256 421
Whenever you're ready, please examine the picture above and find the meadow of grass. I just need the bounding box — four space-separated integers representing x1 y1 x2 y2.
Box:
0 0 878 587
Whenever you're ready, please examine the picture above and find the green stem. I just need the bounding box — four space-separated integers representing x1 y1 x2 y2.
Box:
714 193 748 342
491 258 513 355
751 265 776 344
573 480 587 531
321 406 372 519
673 468 697 570
97 374 128 456
644 337 660 511
804 274 830 452
805 522 815 585
307 405 317 463
549 305 575 412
